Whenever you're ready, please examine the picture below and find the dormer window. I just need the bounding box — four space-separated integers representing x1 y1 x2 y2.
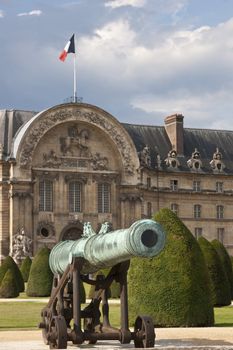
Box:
187 148 202 171
210 148 225 173
165 149 180 169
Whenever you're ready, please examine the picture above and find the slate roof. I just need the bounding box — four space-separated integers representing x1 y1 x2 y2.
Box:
0 109 37 157
1 109 233 175
122 123 233 174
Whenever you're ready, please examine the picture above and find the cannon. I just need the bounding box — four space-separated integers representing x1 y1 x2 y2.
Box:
39 219 166 349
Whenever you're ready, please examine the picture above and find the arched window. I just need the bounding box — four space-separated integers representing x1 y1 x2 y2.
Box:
69 181 82 212
194 204 201 219
39 180 53 212
98 183 111 213
216 205 224 219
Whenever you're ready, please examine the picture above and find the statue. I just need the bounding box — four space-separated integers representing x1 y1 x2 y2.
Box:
11 227 32 264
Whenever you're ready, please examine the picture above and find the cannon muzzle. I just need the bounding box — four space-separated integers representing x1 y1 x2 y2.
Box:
49 219 165 275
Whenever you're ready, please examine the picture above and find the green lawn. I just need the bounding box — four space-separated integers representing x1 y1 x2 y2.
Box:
0 300 232 330
214 305 233 326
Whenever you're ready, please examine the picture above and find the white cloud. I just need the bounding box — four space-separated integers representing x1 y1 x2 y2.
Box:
105 0 146 9
77 16 233 127
17 10 42 17
0 10 5 18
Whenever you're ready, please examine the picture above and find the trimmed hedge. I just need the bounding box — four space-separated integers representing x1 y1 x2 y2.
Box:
198 236 231 306
0 269 19 298
20 256 32 282
26 247 53 297
0 256 24 293
211 239 233 299
128 208 214 327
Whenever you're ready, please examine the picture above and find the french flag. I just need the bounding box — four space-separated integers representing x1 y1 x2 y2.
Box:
59 34 75 62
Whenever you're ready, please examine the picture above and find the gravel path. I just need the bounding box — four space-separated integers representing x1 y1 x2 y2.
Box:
0 328 233 349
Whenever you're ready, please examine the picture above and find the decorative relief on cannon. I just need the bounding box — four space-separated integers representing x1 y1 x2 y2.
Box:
138 145 151 167
165 149 180 169
187 148 202 170
210 147 225 172
11 227 32 264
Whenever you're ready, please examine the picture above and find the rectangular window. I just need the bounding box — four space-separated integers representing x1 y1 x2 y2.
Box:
171 203 179 215
147 177 151 189
216 182 223 193
217 228 224 243
69 182 82 212
39 180 53 212
217 205 224 219
147 202 152 218
170 179 178 191
98 183 111 213
193 180 201 192
194 204 201 219
194 227 202 239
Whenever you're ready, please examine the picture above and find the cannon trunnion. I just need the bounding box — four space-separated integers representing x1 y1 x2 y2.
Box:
39 219 166 348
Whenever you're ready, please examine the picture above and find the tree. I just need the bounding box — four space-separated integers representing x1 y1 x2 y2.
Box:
198 236 231 306
20 256 32 282
0 269 19 298
211 239 233 299
128 208 214 327
0 256 24 292
26 247 53 297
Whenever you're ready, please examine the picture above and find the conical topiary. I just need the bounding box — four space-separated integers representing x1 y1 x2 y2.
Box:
26 247 53 297
198 236 231 306
128 208 214 327
211 239 233 299
0 256 24 292
20 256 32 282
0 269 19 298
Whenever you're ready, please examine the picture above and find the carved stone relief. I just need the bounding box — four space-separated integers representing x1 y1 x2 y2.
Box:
18 107 135 175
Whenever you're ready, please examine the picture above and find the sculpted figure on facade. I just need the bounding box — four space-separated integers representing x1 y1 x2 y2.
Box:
43 150 62 168
11 227 32 264
60 126 90 157
91 153 109 171
138 145 151 167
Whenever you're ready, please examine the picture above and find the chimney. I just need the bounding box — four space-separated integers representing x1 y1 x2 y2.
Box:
164 114 184 155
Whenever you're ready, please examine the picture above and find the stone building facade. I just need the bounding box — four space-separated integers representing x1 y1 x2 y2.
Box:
0 102 233 262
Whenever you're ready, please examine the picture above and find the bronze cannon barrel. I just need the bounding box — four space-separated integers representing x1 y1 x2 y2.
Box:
49 219 166 275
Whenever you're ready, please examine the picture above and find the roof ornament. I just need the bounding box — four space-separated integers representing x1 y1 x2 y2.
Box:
210 147 225 172
187 148 202 170
138 145 151 168
165 149 180 169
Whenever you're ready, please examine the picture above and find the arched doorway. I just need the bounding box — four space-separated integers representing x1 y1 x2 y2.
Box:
60 222 83 241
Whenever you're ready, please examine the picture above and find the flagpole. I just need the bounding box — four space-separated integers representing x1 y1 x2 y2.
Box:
73 52 77 103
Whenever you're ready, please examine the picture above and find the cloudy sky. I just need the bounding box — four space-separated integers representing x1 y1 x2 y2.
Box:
0 0 233 129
